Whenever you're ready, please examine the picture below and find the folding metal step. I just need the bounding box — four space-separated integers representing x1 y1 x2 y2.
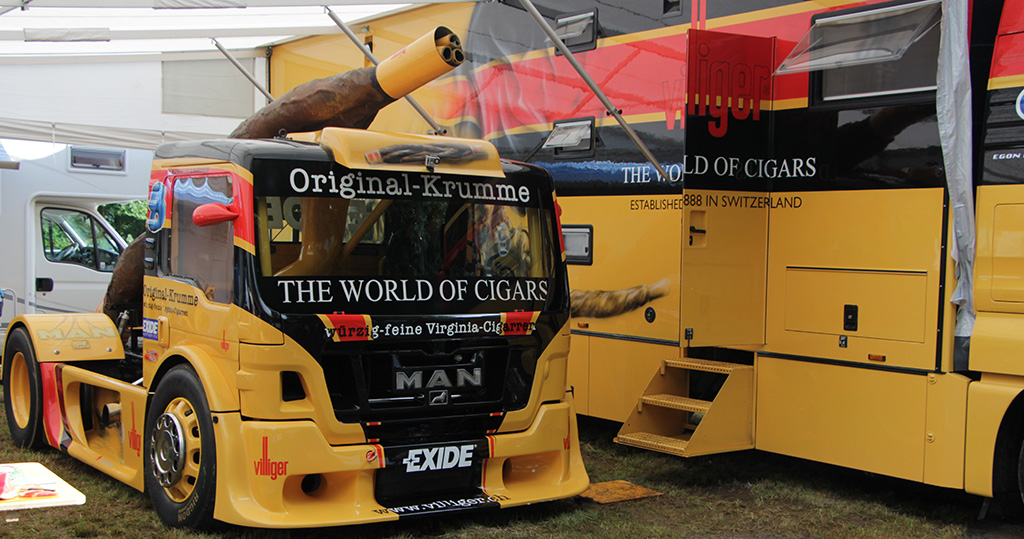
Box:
614 431 692 457
665 357 744 374
640 394 711 414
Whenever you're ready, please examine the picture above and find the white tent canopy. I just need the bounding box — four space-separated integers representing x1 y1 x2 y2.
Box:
0 1 472 149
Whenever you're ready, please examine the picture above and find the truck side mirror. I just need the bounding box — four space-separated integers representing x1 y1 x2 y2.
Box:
193 203 239 227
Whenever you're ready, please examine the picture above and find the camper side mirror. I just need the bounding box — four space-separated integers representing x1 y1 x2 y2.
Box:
193 203 239 227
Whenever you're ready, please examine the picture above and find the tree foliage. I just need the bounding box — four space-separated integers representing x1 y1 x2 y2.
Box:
98 200 148 242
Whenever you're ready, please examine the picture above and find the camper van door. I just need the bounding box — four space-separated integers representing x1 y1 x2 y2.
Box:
34 204 125 316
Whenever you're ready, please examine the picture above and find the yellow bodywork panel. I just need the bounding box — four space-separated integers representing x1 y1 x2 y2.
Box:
11 313 123 362
484 399 589 507
57 365 149 492
764 188 945 371
783 267 928 343
237 341 366 446
500 320 572 433
559 193 682 423
142 277 245 412
989 203 1024 303
923 372 969 489
295 128 503 178
971 311 1024 377
561 194 681 344
211 414 396 528
977 185 1024 312
756 356 926 482
974 184 1024 376
567 333 590 416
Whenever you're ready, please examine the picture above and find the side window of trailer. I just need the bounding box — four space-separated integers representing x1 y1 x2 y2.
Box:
777 0 941 103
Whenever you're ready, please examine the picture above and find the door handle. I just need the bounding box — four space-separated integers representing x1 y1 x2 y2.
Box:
689 226 707 234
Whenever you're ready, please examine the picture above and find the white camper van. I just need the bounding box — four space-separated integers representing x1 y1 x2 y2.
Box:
0 140 151 333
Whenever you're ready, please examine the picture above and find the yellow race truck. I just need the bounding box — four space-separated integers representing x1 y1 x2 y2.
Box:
1 27 587 530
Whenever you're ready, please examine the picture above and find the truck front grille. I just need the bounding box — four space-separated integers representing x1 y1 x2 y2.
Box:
315 339 534 442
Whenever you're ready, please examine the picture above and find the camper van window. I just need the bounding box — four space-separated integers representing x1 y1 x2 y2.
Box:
69 147 126 172
40 208 123 272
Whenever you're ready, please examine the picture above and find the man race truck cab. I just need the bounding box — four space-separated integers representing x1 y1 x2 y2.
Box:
1 27 587 529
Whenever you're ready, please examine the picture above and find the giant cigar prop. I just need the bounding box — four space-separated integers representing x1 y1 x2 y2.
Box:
102 28 464 321
570 279 670 318
231 27 464 139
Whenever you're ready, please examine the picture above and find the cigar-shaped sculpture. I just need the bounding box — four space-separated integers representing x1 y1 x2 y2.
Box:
230 26 464 139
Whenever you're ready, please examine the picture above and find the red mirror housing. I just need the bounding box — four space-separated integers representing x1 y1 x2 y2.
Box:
193 202 239 227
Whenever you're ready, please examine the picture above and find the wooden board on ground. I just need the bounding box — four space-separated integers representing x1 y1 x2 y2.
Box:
579 479 662 504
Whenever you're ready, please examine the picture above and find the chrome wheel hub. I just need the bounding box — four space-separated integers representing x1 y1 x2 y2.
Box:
151 412 186 487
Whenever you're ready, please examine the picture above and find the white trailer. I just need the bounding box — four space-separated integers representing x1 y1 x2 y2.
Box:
0 140 151 332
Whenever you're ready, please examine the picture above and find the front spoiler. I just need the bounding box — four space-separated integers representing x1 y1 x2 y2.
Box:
212 399 589 528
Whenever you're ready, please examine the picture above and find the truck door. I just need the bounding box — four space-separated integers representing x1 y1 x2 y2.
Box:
35 205 124 314
680 30 775 347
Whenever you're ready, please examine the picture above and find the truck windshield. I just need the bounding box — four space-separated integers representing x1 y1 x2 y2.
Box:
253 167 557 316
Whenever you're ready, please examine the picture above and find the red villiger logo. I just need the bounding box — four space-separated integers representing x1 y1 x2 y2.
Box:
253 436 289 480
662 33 773 138
128 402 142 457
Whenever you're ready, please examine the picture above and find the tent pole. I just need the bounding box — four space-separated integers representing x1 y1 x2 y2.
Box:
325 6 447 135
212 38 275 102
519 0 671 181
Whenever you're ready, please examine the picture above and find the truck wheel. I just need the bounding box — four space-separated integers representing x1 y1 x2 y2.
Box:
144 364 216 529
3 327 45 449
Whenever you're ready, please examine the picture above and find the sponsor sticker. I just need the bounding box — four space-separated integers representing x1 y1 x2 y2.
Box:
142 317 159 341
373 493 511 516
401 444 475 473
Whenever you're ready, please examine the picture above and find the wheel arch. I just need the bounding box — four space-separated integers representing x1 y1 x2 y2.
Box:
149 347 238 413
2 319 30 366
966 376 1024 498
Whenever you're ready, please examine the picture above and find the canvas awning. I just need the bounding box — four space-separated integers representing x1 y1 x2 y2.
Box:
0 1 476 148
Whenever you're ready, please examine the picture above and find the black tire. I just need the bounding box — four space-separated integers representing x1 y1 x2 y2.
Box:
144 364 217 529
1018 435 1024 508
3 327 46 449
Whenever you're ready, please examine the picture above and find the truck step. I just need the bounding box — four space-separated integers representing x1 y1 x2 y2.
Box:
666 357 745 374
641 394 711 414
614 432 691 457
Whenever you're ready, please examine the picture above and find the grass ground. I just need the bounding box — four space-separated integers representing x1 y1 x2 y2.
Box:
0 394 1020 538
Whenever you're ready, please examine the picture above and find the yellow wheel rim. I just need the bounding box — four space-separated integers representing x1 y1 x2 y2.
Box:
8 352 31 430
152 397 201 503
